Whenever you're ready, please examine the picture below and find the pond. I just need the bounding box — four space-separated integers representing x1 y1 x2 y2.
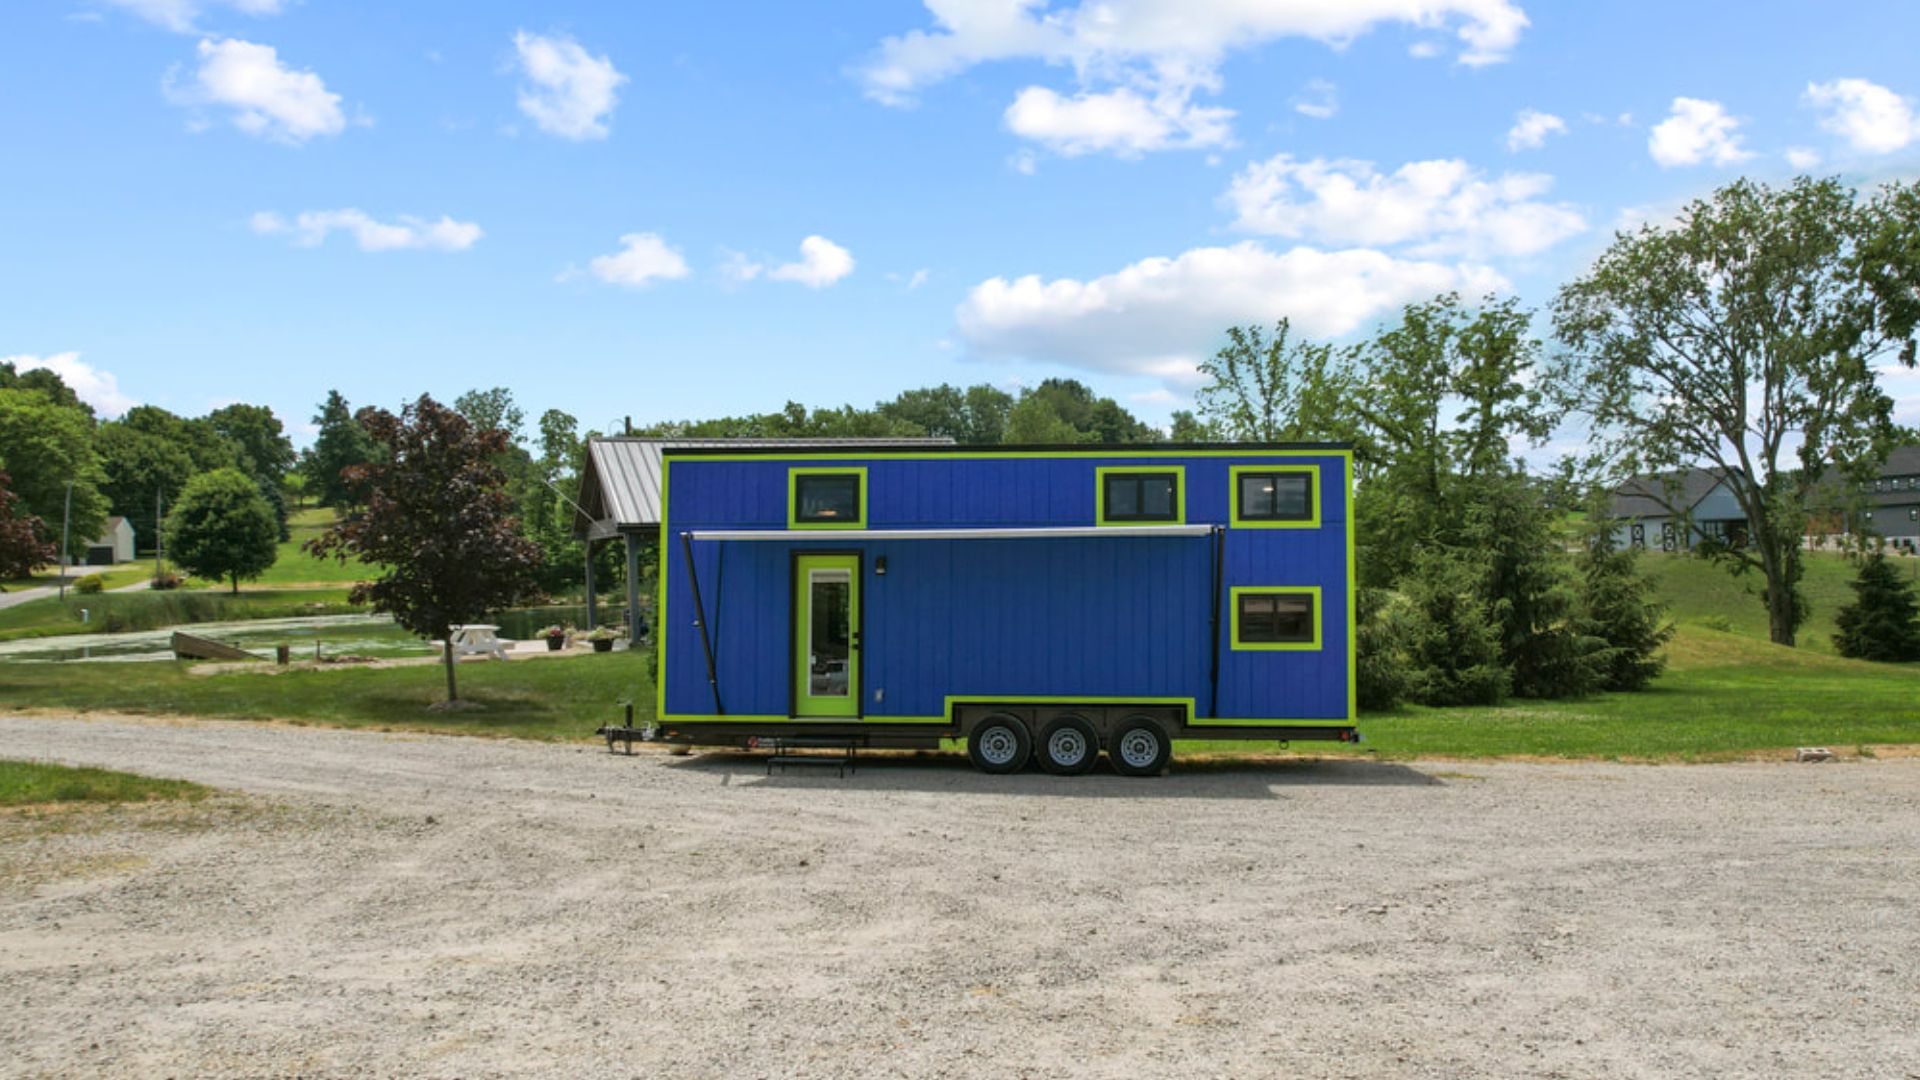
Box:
0 604 652 663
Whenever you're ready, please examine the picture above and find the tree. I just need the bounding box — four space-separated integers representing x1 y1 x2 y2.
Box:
1833 551 1920 662
0 387 108 562
307 396 539 703
1354 586 1409 711
1400 548 1510 707
0 361 92 416
1168 410 1212 442
453 387 527 445
1196 319 1358 443
95 421 195 550
1577 520 1674 690
206 403 296 486
164 468 279 594
1464 471 1608 698
305 390 378 508
1003 392 1088 444
0 471 57 579
1553 176 1920 646
878 384 1014 444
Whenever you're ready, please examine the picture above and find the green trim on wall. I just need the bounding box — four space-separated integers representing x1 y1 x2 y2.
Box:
1228 464 1321 529
1229 585 1324 651
1094 465 1186 527
787 467 869 530
793 553 862 718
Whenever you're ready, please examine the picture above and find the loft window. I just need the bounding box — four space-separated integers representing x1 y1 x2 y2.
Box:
1099 470 1181 524
790 469 865 528
1232 587 1321 650
1238 472 1313 522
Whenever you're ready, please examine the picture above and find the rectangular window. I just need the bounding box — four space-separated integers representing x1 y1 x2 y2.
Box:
788 468 866 529
1229 464 1322 528
1096 467 1184 525
1230 586 1322 651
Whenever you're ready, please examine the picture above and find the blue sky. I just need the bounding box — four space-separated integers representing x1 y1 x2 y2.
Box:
5 0 1920 445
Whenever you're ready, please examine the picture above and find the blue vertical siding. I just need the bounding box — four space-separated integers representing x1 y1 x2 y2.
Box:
661 450 1352 723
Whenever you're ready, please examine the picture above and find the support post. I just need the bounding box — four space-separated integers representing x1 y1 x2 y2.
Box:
584 539 597 631
624 531 641 649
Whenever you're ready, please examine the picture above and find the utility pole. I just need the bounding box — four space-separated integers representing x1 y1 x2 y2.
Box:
58 480 73 599
155 490 165 582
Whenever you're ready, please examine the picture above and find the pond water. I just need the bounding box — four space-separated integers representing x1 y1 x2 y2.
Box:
0 603 650 663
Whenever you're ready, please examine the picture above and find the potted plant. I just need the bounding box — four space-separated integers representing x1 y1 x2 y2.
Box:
540 624 570 651
586 627 620 653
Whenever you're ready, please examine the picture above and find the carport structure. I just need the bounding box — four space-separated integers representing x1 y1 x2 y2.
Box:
571 437 954 644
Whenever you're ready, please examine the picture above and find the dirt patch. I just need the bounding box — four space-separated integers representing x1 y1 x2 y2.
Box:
1 715 1917 1078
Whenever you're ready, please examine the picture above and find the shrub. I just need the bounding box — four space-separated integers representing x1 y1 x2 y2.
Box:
1834 551 1920 662
149 572 182 591
1577 538 1673 691
1354 586 1409 711
1699 614 1733 633
1400 549 1510 707
74 573 105 594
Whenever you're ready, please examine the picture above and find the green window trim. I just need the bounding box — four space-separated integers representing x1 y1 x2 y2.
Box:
1095 465 1186 526
788 467 868 530
1229 586 1323 651
1229 464 1321 529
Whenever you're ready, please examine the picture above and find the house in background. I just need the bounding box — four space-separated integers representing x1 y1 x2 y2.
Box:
1609 468 1748 551
1853 445 1920 553
84 516 135 566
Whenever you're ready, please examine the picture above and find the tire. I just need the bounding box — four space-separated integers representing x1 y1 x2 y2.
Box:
1108 716 1170 777
967 714 1031 774
1037 715 1099 776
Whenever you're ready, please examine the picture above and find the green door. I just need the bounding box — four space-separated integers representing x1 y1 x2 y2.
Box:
794 554 860 718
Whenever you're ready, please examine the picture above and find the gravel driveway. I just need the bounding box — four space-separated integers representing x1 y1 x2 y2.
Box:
1 714 1916 1079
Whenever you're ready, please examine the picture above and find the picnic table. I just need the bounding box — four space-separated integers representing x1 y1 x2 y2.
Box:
448 624 509 661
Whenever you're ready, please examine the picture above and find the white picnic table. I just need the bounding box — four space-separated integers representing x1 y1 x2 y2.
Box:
448 624 509 661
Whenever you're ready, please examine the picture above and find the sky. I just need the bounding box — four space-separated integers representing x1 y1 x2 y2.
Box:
4 0 1920 448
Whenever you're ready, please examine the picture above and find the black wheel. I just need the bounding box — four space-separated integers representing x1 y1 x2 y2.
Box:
968 714 1031 774
1108 716 1170 777
1037 715 1099 776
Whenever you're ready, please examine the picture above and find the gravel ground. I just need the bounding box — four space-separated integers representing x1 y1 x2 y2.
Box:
1 714 1917 1079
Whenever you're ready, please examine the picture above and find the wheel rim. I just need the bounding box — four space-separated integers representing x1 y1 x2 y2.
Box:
978 725 1020 767
1118 729 1160 770
1048 728 1088 766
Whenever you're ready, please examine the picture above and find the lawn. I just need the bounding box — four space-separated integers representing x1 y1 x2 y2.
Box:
0 760 209 807
0 650 653 741
3 562 156 593
178 506 382 589
2 625 1916 759
1639 548 1920 654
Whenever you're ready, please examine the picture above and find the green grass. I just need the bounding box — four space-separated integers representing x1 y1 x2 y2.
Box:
0 760 209 807
1324 626 1920 760
0 588 363 641
1639 548 1920 654
179 507 382 589
3 563 157 592
0 650 653 741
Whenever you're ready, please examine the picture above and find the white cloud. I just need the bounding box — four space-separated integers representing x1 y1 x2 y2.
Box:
1647 97 1750 167
769 236 857 288
956 241 1507 381
1293 78 1338 120
1785 146 1822 170
2 353 136 418
860 1 1526 156
513 31 626 140
584 233 691 288
172 37 345 144
1003 84 1231 156
250 209 483 252
1009 148 1038 174
1805 78 1920 154
906 268 930 290
101 0 284 33
1224 154 1586 258
860 0 1529 105
1506 108 1566 151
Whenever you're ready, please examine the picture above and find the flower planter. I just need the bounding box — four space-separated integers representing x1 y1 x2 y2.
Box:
545 637 566 652
591 638 615 653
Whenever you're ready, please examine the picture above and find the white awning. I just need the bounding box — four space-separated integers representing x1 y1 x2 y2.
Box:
684 525 1212 541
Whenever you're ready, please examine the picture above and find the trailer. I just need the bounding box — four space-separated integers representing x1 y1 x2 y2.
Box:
651 443 1357 775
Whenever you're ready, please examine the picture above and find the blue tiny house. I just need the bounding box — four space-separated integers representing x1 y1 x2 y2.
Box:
656 444 1358 775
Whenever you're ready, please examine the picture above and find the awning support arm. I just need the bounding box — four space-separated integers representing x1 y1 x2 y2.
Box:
679 530 724 715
